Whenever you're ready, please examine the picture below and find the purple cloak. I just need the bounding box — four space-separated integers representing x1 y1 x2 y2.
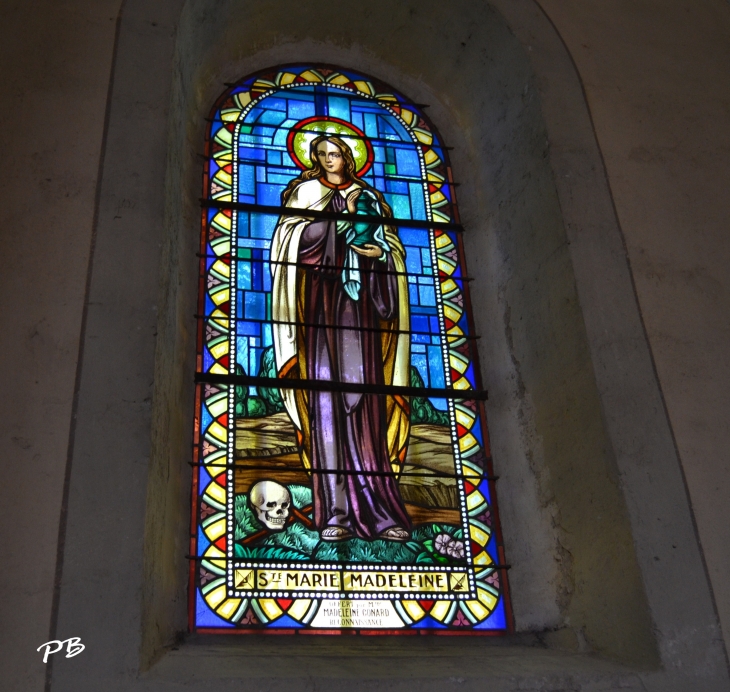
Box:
297 189 411 538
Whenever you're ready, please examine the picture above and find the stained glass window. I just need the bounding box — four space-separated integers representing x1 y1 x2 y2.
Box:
190 65 512 633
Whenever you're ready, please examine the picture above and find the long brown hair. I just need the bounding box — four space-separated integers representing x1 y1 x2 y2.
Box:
281 134 392 217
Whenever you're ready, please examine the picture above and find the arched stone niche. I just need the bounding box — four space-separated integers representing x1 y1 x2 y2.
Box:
154 0 656 656
50 0 728 689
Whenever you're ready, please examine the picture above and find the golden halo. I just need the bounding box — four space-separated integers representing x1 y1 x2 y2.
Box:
287 117 374 176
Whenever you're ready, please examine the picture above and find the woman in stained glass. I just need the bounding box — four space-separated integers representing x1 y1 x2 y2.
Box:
271 134 412 542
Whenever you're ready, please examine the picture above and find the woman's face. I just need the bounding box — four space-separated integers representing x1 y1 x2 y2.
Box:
315 140 346 176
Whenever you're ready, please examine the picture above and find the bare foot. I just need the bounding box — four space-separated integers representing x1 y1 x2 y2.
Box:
321 526 353 542
379 527 409 542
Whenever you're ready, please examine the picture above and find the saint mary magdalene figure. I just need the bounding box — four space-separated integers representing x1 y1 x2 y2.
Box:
270 135 412 542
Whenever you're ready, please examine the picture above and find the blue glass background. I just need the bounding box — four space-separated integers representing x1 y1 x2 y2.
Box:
232 84 449 409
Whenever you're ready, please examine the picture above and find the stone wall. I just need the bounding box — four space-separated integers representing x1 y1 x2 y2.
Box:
0 1 728 690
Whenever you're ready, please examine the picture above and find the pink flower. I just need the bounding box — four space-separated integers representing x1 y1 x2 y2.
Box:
446 540 465 559
434 533 453 555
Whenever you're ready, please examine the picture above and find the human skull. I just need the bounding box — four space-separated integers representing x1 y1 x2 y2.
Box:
249 480 291 531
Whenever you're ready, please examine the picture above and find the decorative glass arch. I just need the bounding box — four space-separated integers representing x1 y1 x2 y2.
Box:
190 64 512 633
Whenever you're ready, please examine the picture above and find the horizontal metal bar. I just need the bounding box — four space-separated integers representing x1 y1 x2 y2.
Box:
195 314 479 341
228 159 461 187
198 253 474 282
189 554 510 568
190 462 495 482
196 372 488 400
209 120 449 151
202 199 462 232
236 127 424 150
220 82 432 110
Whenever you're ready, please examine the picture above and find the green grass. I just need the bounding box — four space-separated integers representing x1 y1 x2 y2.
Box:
234 484 466 566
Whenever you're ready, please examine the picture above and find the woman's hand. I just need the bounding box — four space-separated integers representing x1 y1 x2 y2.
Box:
351 243 384 259
346 188 362 214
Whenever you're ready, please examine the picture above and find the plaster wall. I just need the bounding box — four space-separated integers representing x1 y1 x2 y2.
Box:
537 0 730 661
0 0 728 690
0 3 120 691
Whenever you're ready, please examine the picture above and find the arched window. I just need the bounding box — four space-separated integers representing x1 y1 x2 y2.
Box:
191 65 511 633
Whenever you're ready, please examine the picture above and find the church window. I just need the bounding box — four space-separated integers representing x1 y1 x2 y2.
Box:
191 65 511 632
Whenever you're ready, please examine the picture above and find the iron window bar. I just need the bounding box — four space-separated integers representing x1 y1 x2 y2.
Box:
196 314 479 341
219 87 433 112
220 83 432 109
197 254 474 282
225 163 461 188
188 555 509 568
190 462 495 482
196 372 488 400
210 123 450 151
232 131 447 150
235 130 444 150
201 199 462 232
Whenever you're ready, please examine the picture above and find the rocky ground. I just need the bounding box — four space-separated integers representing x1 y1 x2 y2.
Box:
234 414 460 520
